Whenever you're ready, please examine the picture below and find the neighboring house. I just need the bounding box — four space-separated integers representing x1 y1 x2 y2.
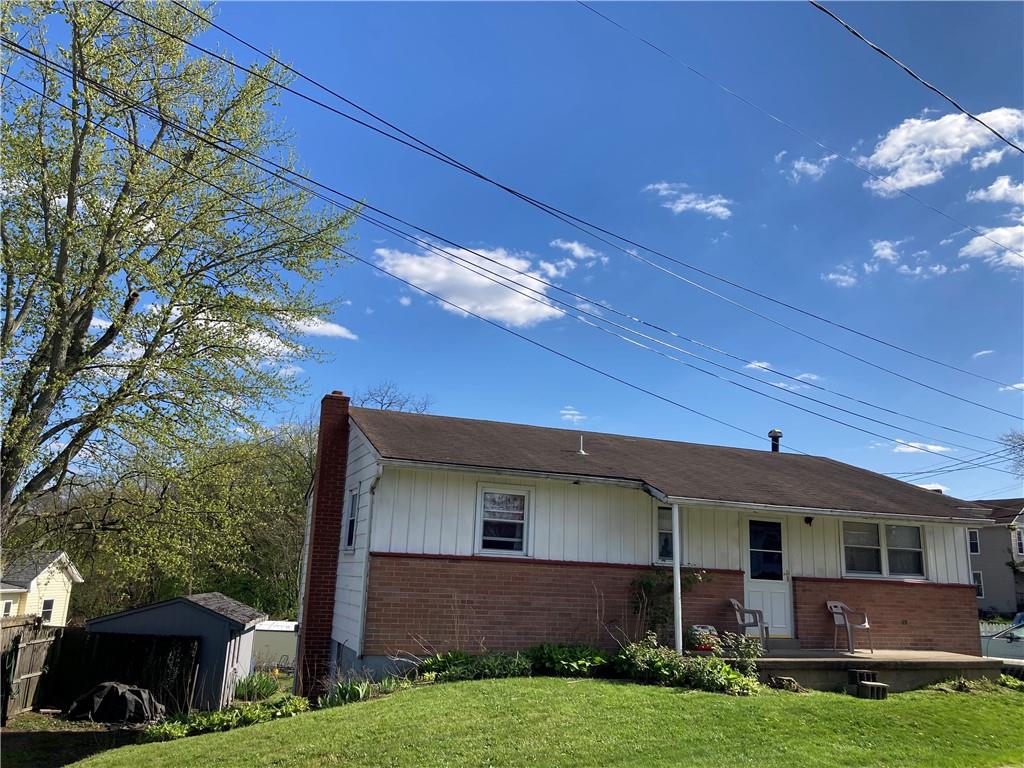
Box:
295 393 991 691
253 620 298 670
0 550 83 625
87 592 267 710
968 498 1024 616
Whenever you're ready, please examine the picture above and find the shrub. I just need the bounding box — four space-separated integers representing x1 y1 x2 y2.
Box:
613 632 758 695
141 696 309 742
717 632 763 676
318 679 373 708
683 628 722 654
524 644 608 677
234 671 280 701
416 650 531 682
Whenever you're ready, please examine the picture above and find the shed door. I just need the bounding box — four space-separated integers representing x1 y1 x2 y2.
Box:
743 518 792 638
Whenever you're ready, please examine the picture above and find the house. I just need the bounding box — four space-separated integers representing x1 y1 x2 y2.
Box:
968 498 1024 616
87 592 267 710
253 620 298 670
295 392 991 692
0 550 83 625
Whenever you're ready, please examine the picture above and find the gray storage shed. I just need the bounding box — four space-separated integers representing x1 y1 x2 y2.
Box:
87 592 267 710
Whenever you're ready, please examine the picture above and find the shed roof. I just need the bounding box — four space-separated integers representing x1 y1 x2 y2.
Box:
974 498 1024 525
88 592 267 630
0 550 83 588
350 407 987 521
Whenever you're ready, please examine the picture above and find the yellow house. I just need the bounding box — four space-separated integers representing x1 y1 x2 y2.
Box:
0 550 84 626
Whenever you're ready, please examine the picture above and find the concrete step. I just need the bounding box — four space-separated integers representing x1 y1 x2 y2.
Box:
766 637 801 651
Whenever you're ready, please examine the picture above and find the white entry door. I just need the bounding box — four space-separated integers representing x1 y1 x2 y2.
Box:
743 518 792 638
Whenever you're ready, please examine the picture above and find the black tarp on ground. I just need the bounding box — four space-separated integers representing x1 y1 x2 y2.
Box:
66 681 166 723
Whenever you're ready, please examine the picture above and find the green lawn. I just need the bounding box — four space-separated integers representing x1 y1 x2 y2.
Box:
72 678 1023 768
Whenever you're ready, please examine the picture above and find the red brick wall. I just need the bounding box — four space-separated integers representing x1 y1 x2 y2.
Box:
793 576 980 655
362 553 745 656
296 392 350 695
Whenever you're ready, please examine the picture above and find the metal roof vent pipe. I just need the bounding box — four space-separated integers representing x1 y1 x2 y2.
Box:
577 435 588 456
768 428 783 453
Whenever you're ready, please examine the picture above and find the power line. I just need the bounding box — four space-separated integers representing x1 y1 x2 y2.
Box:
3 72 801 455
9 37 1013 467
888 447 1012 477
12 34 1011 450
809 1 1023 154
100 0 1024 404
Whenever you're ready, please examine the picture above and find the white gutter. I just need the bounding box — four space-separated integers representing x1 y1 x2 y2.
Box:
668 496 993 526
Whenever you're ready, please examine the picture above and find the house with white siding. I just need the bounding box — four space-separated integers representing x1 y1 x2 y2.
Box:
295 392 992 691
0 550 83 626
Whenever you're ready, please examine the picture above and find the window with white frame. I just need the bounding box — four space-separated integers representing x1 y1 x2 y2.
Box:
972 571 984 599
40 598 54 623
968 529 980 555
2 600 12 617
655 506 675 562
478 487 529 553
842 521 925 578
342 490 358 550
1016 529 1023 556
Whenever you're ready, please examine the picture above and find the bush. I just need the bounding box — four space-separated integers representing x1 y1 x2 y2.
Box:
612 633 758 695
683 628 722 654
234 671 280 701
142 696 309 742
717 632 763 676
524 644 608 677
416 650 531 682
318 679 373 708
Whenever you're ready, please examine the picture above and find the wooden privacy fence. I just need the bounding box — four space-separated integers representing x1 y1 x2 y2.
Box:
39 629 201 715
1 616 61 724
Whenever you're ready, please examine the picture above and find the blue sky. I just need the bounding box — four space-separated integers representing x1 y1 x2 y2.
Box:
209 2 1022 500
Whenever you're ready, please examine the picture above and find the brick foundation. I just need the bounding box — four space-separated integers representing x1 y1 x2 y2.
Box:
793 576 980 655
362 553 745 656
296 392 350 695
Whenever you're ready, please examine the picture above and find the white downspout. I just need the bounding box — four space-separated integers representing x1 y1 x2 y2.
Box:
671 502 683 654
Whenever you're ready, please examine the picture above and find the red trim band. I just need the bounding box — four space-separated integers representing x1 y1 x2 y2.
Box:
368 551 742 576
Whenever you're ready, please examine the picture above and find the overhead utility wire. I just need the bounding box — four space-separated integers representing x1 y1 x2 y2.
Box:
9 38 1011 464
104 0 1023 400
809 1 1023 154
4 73 798 455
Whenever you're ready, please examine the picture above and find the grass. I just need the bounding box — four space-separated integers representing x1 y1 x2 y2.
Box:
70 678 1024 768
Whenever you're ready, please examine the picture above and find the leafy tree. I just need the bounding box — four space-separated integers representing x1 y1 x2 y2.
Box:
0 2 355 538
352 380 432 413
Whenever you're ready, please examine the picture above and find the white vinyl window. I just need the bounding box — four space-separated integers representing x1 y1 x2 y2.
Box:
478 487 530 554
968 529 980 555
40 598 54 623
1016 529 1024 556
972 571 984 599
655 506 676 563
342 490 358 551
2 600 12 617
842 521 925 578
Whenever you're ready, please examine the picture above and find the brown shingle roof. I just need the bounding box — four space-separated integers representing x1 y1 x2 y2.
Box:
349 408 987 521
973 498 1024 524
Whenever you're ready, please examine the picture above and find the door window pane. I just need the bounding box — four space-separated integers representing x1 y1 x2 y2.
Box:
750 550 783 580
749 521 782 551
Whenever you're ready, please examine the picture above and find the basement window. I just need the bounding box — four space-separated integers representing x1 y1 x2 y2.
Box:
972 571 984 599
968 529 980 555
40 599 54 623
478 487 530 554
842 521 925 578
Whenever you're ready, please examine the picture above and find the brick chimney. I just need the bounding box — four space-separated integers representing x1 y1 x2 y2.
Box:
296 391 350 696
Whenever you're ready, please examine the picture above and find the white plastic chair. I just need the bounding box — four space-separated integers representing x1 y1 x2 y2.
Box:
827 600 873 653
729 598 769 645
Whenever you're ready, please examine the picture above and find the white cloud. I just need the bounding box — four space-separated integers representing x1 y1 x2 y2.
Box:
972 349 994 359
958 219 1024 270
967 176 1024 204
786 154 838 183
560 405 586 424
999 382 1024 392
89 317 112 331
861 107 1024 196
398 295 412 307
773 150 788 164
289 317 358 341
537 240 606 279
795 373 820 382
821 265 858 287
549 239 598 262
970 147 1009 170
277 363 303 377
538 259 576 279
744 360 772 371
916 483 950 494
374 245 563 328
871 239 903 263
644 182 733 220
893 441 952 454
